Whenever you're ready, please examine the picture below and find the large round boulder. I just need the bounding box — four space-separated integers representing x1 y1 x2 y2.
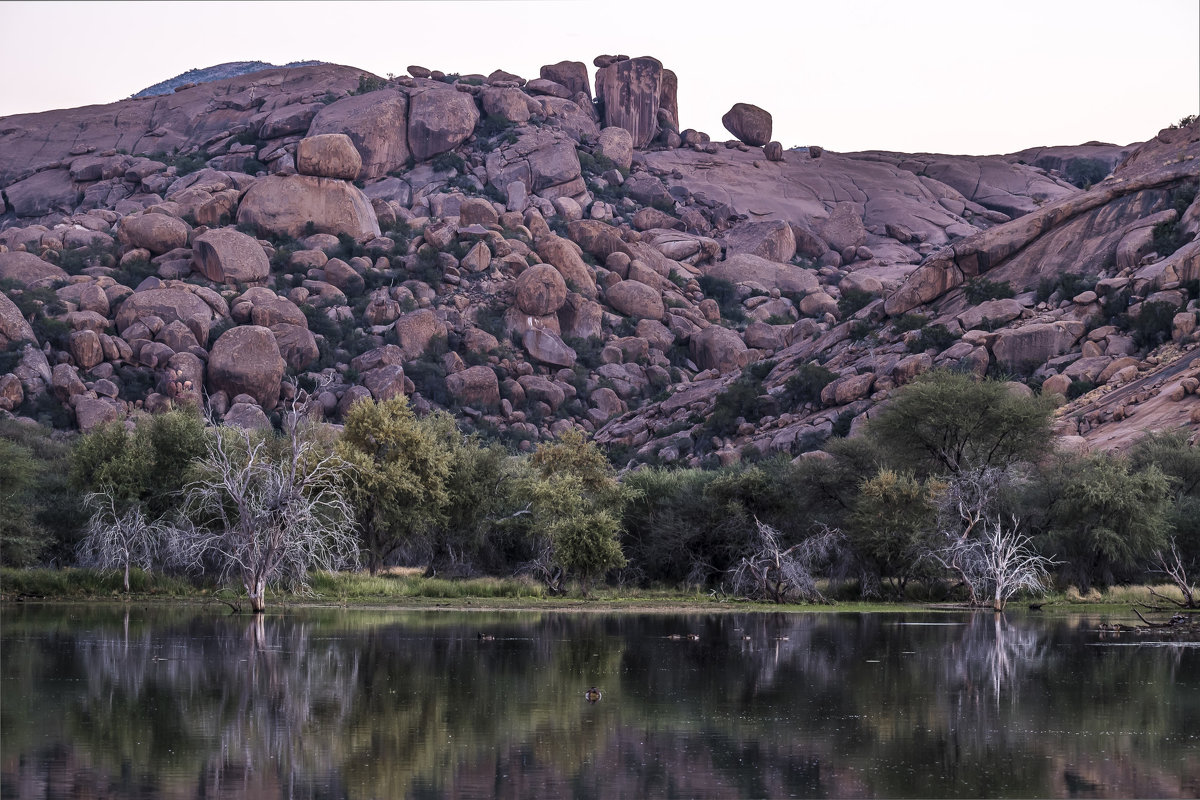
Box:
446 364 501 407
115 213 191 255
596 127 634 171
236 175 381 240
721 103 773 147
307 89 410 180
295 133 363 180
690 325 748 374
605 280 665 320
407 87 480 162
192 228 270 286
207 325 286 410
115 286 218 345
392 308 442 360
515 264 568 316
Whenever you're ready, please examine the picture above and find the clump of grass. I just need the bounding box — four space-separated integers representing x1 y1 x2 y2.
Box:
0 567 198 599
308 571 547 600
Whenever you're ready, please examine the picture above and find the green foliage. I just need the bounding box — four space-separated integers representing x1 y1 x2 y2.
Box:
336 395 454 574
431 151 467 174
1129 431 1200 567
1150 181 1198 259
70 409 208 521
0 421 83 566
479 114 518 140
1033 453 1172 591
351 73 387 95
964 278 1014 304
696 275 745 322
865 370 1055 477
576 149 618 176
522 430 627 592
1122 300 1178 348
111 255 156 288
1067 379 1096 400
704 361 776 439
781 361 836 408
837 287 877 317
906 323 958 354
848 468 942 595
1064 158 1110 189
891 313 929 333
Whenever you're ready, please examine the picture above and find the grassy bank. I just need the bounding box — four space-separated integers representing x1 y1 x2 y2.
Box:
2 567 1194 614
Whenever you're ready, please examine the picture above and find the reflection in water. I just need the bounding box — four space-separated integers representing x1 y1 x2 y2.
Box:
1 606 1197 799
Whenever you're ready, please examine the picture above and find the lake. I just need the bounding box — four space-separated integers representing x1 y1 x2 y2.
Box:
1 604 1197 798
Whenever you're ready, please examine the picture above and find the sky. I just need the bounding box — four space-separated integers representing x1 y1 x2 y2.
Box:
1 0 1197 156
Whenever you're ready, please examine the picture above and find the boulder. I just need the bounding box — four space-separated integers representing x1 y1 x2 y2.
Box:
596 127 634 171
236 174 381 239
295 133 363 180
223 402 271 430
721 220 796 263
446 364 501 407
817 203 867 253
270 323 319 370
515 263 569 316
0 291 37 346
75 397 122 432
0 252 68 288
991 322 1083 370
956 298 1024 331
536 235 596 297
690 325 747 373
703 252 818 295
594 57 663 148
115 213 190 255
540 61 591 99
192 228 270 285
459 197 499 226
522 327 577 367
307 89 410 180
5 169 78 217
721 103 772 147
763 142 784 162
115 286 218 345
259 102 321 138
605 280 665 320
392 308 442 360
407 86 480 162
482 87 531 124
207 325 286 410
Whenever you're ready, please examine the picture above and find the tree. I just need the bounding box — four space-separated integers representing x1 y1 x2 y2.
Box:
727 520 845 604
177 417 359 612
865 370 1055 477
848 468 942 596
520 430 627 594
0 433 51 566
336 396 452 574
932 514 1057 611
1034 453 1172 591
1130 431 1200 589
76 493 167 592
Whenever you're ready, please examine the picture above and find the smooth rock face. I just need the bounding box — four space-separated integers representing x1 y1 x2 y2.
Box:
0 252 68 288
540 60 591 98
595 57 663 148
307 89 409 180
522 327 577 367
446 364 500 407
296 133 363 180
407 87 480 162
392 309 442 360
703 253 818 295
690 325 747 373
0 291 37 346
722 103 772 147
515 264 569 316
236 175 381 239
605 280 665 320
597 127 634 171
115 213 190 255
207 325 285 410
192 228 270 285
818 203 867 253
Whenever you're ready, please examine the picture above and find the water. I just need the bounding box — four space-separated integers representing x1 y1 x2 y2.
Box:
1 605 1197 798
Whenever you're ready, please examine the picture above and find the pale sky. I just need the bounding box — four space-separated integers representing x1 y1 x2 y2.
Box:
2 0 1197 156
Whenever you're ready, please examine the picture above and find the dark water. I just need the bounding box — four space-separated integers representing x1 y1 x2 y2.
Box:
1 605 1197 799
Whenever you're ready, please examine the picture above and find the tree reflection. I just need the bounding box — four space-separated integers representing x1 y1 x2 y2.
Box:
1 607 1197 799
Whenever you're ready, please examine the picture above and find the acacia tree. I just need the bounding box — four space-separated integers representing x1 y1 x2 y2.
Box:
178 416 359 612
76 493 167 592
336 396 452 574
520 430 627 595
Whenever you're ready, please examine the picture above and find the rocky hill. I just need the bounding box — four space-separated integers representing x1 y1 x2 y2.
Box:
131 61 324 99
0 57 1196 464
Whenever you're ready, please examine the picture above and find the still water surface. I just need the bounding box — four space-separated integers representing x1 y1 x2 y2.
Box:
1 605 1197 799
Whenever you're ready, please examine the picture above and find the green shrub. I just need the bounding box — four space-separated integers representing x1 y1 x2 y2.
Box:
431 151 467 174
351 73 387 95
1064 158 1110 189
964 277 1014 304
907 323 958 353
112 256 157 288
1067 379 1096 400
1123 300 1178 348
837 287 877 317
697 275 745 322
891 313 928 333
781 362 836 407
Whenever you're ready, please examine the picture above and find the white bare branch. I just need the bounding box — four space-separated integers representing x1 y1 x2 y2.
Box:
76 493 168 592
727 520 844 604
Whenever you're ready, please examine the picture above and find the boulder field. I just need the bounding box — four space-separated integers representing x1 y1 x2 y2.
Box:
1 58 1196 461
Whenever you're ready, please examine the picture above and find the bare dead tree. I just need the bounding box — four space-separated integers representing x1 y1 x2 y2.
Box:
76 493 167 593
936 514 1056 612
175 414 359 612
727 520 845 604
1149 539 1197 608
